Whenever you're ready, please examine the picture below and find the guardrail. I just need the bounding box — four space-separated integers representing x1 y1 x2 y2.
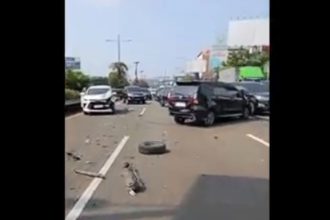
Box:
65 99 81 115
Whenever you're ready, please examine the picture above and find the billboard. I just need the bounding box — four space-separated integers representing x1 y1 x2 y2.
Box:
185 60 206 73
227 18 269 47
65 57 81 70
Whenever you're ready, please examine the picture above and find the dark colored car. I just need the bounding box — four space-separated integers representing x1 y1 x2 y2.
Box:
125 86 146 104
157 87 172 107
168 81 252 126
232 81 269 114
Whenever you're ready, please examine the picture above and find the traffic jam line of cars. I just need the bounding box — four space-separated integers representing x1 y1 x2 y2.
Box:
66 81 269 220
154 80 269 127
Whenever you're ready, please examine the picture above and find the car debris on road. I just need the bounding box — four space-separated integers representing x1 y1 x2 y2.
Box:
66 152 81 161
121 162 145 196
85 137 91 144
74 169 106 179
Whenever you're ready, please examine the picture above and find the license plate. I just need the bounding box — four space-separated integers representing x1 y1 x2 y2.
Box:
175 102 186 107
93 105 103 109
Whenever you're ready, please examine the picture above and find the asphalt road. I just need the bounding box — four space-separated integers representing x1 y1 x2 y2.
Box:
65 101 269 220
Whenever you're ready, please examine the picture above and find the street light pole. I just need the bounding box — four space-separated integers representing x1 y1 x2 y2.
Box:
106 34 131 63
134 61 140 81
117 34 121 62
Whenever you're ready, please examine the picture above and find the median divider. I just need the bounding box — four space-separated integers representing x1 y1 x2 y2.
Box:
65 99 81 116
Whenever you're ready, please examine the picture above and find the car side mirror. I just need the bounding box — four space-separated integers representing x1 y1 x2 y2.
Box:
80 92 85 97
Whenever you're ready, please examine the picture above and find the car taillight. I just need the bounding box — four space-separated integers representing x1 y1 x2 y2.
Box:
192 93 198 104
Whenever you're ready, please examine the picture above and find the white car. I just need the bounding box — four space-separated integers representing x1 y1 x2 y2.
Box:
80 85 115 114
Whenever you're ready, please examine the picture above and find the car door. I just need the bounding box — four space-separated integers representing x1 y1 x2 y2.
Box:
211 84 232 115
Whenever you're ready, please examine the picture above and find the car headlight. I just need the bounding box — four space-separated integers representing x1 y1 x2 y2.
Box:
255 95 268 101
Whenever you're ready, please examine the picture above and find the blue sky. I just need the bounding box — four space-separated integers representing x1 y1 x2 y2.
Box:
65 0 269 78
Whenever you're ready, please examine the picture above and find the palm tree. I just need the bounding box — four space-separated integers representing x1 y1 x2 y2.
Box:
109 62 128 78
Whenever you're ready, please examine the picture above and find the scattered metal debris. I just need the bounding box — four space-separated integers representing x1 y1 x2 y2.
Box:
85 138 91 144
214 135 218 139
74 169 106 179
121 162 145 196
66 152 81 161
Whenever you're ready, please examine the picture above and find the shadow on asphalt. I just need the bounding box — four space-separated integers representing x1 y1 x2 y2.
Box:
173 175 269 220
86 108 130 116
184 116 268 128
78 208 176 220
75 175 268 220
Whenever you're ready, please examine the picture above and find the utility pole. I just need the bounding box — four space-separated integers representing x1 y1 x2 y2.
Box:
106 34 132 62
134 61 140 81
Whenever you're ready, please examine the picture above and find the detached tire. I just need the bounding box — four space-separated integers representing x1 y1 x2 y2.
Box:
138 141 167 155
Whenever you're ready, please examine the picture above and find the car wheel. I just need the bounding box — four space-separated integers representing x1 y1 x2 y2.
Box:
138 141 167 155
111 104 116 114
204 111 215 126
174 117 185 124
249 103 255 116
143 100 146 104
241 107 250 119
83 111 89 115
160 100 165 107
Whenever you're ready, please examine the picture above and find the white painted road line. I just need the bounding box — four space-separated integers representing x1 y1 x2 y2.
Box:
246 134 269 147
66 112 83 120
139 107 146 116
65 136 130 220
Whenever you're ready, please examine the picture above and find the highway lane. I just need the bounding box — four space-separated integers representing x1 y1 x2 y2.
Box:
65 101 269 220
65 101 149 215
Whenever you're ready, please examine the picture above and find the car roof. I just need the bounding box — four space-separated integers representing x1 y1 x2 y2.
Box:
176 80 234 87
88 85 111 89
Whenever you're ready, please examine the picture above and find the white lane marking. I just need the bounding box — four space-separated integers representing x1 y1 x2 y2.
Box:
246 134 269 147
65 136 130 220
66 112 83 120
139 107 146 116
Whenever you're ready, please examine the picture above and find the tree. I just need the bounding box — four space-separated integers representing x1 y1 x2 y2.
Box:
132 79 149 88
223 47 269 68
65 70 90 91
108 71 129 88
109 62 129 78
89 76 109 86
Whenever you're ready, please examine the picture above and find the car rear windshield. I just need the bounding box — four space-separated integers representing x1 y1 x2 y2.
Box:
172 86 198 96
127 88 141 92
240 83 269 93
87 88 109 95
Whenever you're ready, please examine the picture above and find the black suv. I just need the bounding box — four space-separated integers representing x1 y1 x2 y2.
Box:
168 81 251 126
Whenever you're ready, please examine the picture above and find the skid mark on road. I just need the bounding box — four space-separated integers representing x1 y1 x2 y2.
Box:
246 134 269 147
65 136 130 220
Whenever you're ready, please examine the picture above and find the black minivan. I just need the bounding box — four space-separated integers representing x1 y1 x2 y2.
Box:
168 81 251 126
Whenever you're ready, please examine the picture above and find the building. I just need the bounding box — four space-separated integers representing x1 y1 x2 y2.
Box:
227 18 269 49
